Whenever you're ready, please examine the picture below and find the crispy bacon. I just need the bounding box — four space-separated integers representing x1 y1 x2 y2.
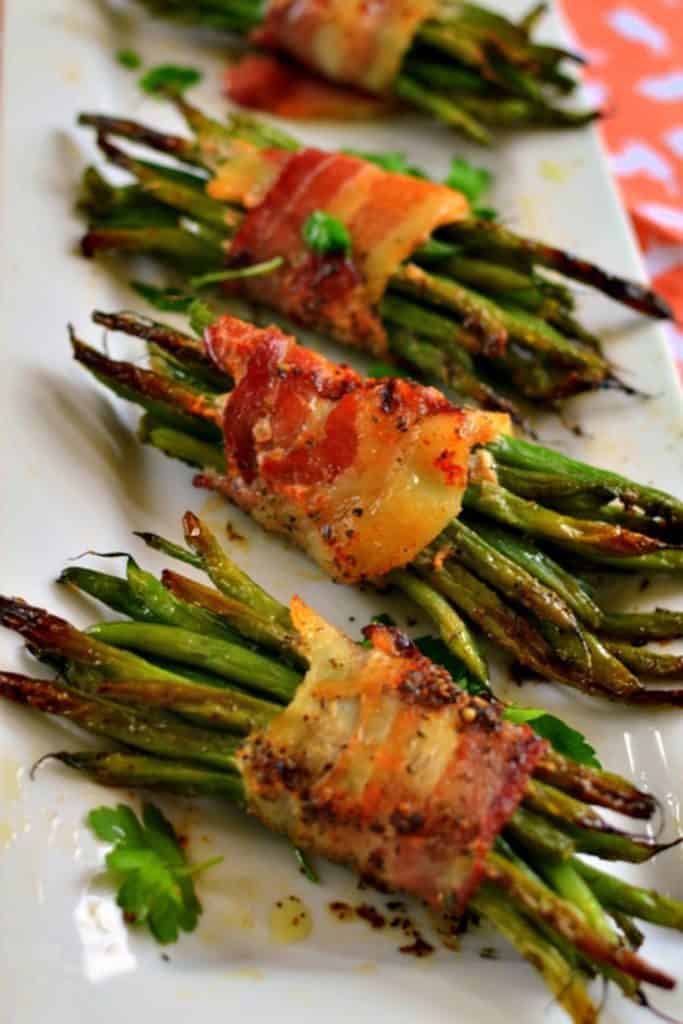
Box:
197 316 509 582
224 54 394 120
239 598 546 911
253 0 438 95
222 147 468 354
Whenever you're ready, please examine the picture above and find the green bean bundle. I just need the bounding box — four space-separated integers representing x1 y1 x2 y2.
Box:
2 513 682 1023
70 308 683 707
132 1 598 144
77 96 671 425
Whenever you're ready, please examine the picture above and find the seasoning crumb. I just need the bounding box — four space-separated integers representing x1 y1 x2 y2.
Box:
480 946 498 960
226 521 246 544
356 903 386 930
329 900 354 922
399 935 434 958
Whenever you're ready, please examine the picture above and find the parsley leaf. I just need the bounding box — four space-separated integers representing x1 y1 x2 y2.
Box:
302 210 351 255
292 844 319 883
503 706 601 768
444 157 492 204
361 617 487 697
366 362 412 380
343 149 429 179
473 205 497 221
360 622 596 765
140 64 202 95
188 298 216 337
131 281 195 313
117 49 142 71
413 635 489 697
87 802 222 945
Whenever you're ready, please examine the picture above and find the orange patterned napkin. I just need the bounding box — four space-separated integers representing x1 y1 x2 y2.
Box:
562 0 683 380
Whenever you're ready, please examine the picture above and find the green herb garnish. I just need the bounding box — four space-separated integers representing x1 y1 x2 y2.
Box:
131 281 194 313
302 210 351 256
503 707 601 768
444 157 492 204
366 362 412 380
87 802 222 944
190 256 284 290
414 634 489 697
292 845 319 883
140 64 202 95
343 149 429 179
188 298 216 337
116 49 142 71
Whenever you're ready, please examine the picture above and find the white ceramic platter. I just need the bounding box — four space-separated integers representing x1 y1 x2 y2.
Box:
1 2 682 1022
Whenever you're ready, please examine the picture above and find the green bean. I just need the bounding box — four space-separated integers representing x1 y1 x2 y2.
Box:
464 481 672 563
489 434 683 527
92 310 230 391
470 520 603 628
540 862 616 943
536 861 640 998
95 134 238 232
413 550 557 676
381 293 479 354
58 567 151 621
400 55 485 94
557 821 674 863
600 609 683 643
391 264 508 355
134 531 202 569
71 332 223 441
534 750 656 819
182 510 291 627
0 672 239 771
573 859 683 931
388 329 522 420
445 519 578 630
0 595 185 685
81 222 224 274
140 417 227 472
86 621 300 703
470 884 598 1024
485 852 674 989
505 806 575 863
393 74 492 145
44 750 247 803
604 641 683 678
126 558 242 641
387 568 488 683
524 779 607 832
447 220 672 320
161 568 303 661
79 108 207 159
92 675 276 733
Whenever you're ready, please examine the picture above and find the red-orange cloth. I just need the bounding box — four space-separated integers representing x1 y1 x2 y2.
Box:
561 0 683 380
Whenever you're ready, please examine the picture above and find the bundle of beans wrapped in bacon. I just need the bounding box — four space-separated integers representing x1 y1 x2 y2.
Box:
71 310 683 706
131 0 597 143
2 514 682 1023
78 97 671 424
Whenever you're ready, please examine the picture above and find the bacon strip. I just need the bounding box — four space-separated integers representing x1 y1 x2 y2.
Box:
224 54 395 120
239 599 547 912
222 147 468 354
197 316 509 582
253 0 438 95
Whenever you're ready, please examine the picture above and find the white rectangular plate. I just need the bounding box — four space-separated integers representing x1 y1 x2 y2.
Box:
1 2 682 1022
